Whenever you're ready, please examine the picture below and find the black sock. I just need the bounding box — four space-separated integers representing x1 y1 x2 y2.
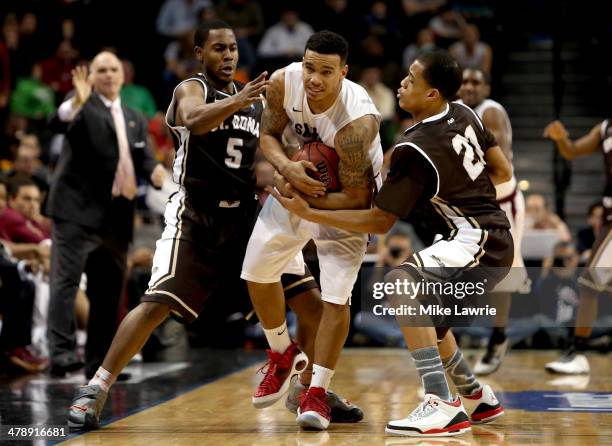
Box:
573 335 588 352
490 327 507 345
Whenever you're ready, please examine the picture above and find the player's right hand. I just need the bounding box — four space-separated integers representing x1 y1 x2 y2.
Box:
280 160 326 198
543 120 569 142
235 71 269 109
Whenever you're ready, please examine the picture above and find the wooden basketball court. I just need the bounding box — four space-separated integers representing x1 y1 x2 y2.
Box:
60 349 612 445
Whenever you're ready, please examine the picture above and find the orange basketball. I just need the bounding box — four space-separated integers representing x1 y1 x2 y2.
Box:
291 142 340 192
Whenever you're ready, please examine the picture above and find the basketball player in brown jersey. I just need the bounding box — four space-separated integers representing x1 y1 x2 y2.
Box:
543 118 612 374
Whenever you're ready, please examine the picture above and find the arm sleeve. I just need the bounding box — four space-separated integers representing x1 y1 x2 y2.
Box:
374 146 437 218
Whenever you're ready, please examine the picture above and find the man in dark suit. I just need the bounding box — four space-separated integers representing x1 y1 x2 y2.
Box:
46 51 165 377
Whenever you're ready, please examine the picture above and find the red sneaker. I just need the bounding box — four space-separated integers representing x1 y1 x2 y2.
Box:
7 347 48 373
252 343 308 408
297 386 331 430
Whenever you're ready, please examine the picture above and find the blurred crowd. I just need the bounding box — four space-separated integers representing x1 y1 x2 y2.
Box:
0 0 606 375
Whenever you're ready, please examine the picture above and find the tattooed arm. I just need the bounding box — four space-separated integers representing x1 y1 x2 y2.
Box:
299 114 379 210
260 69 326 198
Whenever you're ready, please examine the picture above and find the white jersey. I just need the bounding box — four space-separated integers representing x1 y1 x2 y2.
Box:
282 62 384 186
473 98 512 143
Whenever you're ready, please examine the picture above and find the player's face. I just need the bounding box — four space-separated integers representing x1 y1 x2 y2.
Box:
397 61 431 114
459 69 489 108
302 50 348 104
91 52 124 100
198 29 238 84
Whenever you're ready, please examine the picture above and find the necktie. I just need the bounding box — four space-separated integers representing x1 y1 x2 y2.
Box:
110 102 137 200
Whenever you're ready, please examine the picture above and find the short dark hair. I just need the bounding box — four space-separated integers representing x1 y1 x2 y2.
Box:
416 49 462 99
305 30 349 64
587 201 604 216
7 175 37 198
463 67 491 85
194 20 232 47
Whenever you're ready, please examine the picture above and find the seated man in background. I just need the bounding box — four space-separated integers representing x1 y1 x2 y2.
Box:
0 176 50 244
525 193 571 242
0 179 47 373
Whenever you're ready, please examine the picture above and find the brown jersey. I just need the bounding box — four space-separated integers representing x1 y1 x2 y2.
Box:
376 101 510 240
600 118 612 223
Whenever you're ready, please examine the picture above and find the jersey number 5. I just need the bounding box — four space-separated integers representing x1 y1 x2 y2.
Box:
225 137 243 169
451 125 486 180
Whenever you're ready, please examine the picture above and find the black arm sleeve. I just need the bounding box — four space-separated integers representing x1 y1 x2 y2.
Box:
374 146 438 218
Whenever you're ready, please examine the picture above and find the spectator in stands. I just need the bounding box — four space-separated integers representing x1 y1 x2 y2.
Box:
120 60 157 119
0 179 6 211
359 66 396 122
0 24 11 110
148 112 174 159
40 40 79 100
576 202 604 262
359 66 396 148
449 24 493 73
535 241 580 333
428 7 466 47
316 0 354 46
217 0 264 72
0 176 49 243
156 0 212 38
2 14 24 89
17 12 40 78
145 150 178 218
0 178 48 373
163 31 200 88
0 241 47 373
4 140 49 195
402 27 437 73
399 0 446 42
10 63 56 120
354 223 416 347
525 193 572 242
257 8 314 64
363 1 402 56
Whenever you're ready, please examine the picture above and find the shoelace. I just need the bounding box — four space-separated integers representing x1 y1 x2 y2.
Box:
301 391 330 417
407 399 437 421
256 350 291 394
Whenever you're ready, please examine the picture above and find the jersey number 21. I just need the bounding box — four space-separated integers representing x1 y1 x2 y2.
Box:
451 125 486 180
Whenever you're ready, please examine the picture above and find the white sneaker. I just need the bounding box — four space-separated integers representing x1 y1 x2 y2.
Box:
545 351 590 374
460 385 504 424
385 394 471 437
474 339 508 376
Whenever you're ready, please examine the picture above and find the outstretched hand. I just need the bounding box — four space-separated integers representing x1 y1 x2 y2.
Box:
235 71 269 109
265 183 311 218
71 65 92 107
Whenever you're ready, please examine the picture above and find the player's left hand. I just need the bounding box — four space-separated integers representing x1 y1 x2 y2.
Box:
266 184 311 217
150 164 167 188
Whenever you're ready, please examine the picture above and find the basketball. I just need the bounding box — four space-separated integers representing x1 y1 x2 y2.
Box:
291 142 340 192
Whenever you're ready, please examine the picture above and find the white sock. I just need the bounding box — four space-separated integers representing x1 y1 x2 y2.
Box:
311 364 334 391
263 321 291 353
88 366 116 393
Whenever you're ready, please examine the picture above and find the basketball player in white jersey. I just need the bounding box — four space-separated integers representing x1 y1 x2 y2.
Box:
458 68 529 375
240 31 383 430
